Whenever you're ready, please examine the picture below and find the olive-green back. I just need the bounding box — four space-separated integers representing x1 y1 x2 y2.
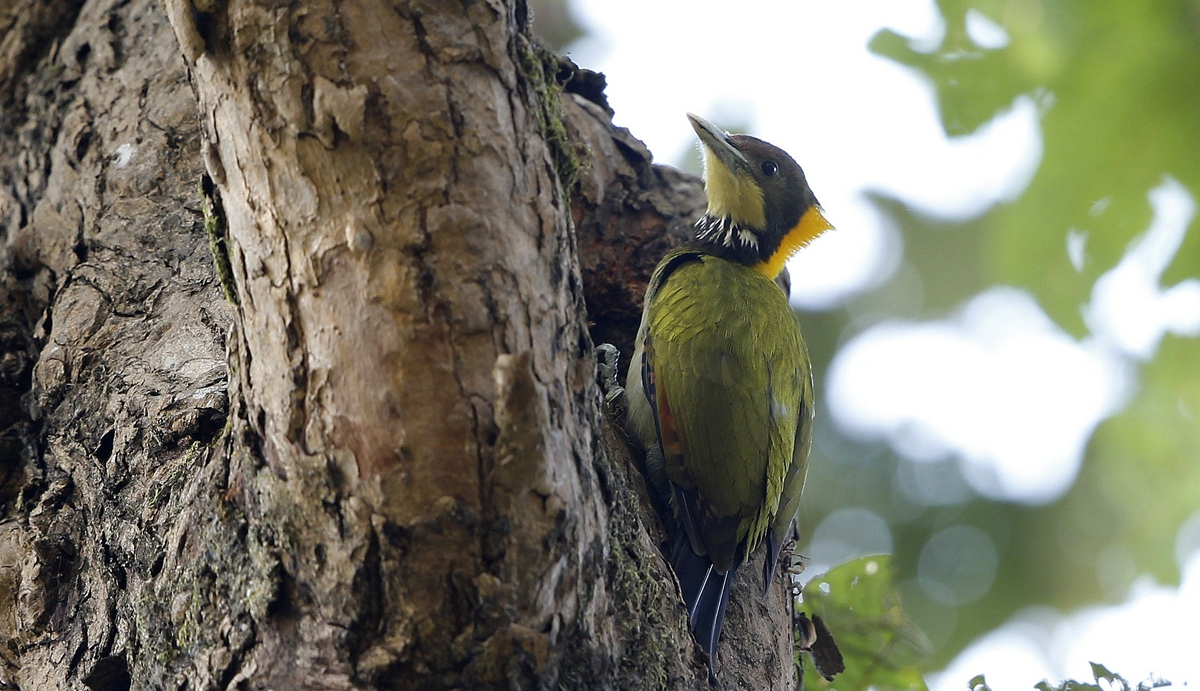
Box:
646 249 812 569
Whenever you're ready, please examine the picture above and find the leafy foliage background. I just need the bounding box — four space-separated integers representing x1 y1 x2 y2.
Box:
829 0 1200 666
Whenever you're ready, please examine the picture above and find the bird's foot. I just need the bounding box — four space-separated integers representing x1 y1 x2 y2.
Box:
784 544 807 602
784 539 805 577
594 343 627 419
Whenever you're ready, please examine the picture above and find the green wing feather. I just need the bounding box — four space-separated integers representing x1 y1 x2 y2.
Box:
646 251 811 571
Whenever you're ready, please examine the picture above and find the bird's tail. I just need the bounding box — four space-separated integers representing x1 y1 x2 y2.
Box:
672 535 738 678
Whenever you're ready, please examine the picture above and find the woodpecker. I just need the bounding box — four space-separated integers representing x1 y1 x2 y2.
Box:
625 114 832 680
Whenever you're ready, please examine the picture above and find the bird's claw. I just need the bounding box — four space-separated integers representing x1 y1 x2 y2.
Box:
595 343 627 418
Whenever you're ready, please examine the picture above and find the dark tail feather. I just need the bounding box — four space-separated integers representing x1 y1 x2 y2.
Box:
672 533 712 620
672 535 739 680
694 568 733 660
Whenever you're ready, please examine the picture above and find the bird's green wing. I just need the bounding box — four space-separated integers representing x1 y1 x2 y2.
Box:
646 253 807 570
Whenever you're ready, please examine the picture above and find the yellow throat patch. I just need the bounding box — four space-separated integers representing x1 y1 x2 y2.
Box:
702 147 766 230
754 206 834 280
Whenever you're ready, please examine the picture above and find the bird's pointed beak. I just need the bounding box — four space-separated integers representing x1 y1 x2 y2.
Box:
688 113 749 172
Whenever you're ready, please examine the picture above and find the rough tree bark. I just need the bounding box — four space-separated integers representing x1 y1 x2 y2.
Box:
0 0 796 689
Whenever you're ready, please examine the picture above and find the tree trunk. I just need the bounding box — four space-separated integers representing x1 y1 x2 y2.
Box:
0 0 795 689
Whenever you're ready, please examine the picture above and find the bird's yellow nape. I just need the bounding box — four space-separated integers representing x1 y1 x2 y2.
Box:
701 145 767 230
754 206 834 280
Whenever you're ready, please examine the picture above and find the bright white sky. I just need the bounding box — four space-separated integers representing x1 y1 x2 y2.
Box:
567 0 1200 686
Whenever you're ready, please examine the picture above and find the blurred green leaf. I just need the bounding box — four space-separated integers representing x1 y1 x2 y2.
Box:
1034 681 1101 691
1031 662 1173 691
797 556 930 691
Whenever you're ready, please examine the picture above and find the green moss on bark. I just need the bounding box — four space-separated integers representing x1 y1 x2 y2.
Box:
200 175 238 305
518 36 584 196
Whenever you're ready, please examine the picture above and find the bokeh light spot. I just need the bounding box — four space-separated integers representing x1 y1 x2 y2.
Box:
965 9 1011 49
1175 509 1200 572
918 525 998 606
804 507 893 575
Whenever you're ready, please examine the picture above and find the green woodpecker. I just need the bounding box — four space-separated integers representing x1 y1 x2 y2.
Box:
626 114 832 674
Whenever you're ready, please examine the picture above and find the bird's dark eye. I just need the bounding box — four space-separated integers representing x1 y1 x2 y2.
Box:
761 161 778 177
